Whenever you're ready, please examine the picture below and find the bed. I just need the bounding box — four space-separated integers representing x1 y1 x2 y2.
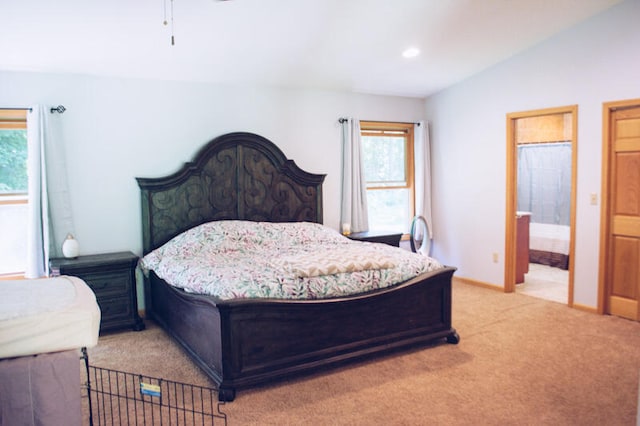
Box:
529 222 570 270
0 276 100 425
136 131 458 402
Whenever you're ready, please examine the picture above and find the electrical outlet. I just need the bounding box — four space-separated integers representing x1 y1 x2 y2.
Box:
492 253 499 263
590 193 598 205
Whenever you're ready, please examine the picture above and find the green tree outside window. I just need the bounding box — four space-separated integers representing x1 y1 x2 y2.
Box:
0 130 28 194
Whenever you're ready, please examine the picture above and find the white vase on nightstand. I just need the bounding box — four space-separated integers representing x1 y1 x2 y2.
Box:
62 234 79 258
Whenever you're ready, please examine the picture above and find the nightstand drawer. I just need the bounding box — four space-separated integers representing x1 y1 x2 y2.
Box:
99 295 133 322
77 270 132 298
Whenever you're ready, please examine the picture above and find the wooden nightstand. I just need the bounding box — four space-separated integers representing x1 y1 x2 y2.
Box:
347 230 403 247
50 251 145 333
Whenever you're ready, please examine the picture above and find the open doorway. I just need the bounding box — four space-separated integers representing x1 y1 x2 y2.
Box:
505 106 577 306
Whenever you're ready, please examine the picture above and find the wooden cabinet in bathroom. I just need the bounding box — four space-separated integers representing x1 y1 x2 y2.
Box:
516 212 531 284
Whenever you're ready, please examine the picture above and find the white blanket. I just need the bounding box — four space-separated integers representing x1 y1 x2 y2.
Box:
0 276 100 358
530 223 570 255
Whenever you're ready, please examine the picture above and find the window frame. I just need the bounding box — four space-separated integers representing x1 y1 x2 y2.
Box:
0 109 28 279
360 121 416 234
0 109 28 200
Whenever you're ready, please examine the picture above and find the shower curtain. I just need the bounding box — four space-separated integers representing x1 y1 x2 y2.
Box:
517 142 571 226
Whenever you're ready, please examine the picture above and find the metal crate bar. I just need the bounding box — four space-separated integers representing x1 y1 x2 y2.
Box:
82 349 227 426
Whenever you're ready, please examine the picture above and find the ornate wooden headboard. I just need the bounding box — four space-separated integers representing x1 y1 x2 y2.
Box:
136 132 326 254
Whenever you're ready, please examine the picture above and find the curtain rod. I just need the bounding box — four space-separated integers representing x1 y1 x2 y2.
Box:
338 117 420 126
0 105 66 114
0 107 32 111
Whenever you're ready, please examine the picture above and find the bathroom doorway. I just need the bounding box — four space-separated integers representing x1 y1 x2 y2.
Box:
505 106 577 306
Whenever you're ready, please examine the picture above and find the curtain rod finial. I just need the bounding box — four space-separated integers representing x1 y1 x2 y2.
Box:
50 105 66 114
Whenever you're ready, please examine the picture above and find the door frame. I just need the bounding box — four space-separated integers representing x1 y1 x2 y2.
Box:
598 98 640 315
504 105 578 305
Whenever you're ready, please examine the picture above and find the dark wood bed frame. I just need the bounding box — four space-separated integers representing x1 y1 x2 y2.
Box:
137 132 459 401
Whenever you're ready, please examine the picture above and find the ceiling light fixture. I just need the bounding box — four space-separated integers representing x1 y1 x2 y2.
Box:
402 47 420 58
162 0 230 46
162 0 175 46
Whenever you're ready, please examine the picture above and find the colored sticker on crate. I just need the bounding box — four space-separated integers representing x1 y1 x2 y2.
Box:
140 382 161 397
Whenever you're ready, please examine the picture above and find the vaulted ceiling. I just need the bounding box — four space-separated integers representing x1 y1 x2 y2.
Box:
0 0 622 98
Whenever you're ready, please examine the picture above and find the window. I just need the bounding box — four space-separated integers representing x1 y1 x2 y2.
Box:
0 109 28 277
360 121 415 234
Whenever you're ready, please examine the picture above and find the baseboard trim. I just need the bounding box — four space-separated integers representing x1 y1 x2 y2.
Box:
572 303 598 314
453 276 504 292
454 276 601 315
136 278 599 317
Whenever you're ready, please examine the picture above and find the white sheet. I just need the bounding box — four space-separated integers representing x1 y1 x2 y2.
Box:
0 276 100 358
529 223 570 255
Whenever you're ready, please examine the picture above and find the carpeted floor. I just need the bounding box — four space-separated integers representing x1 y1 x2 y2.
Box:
87 280 640 425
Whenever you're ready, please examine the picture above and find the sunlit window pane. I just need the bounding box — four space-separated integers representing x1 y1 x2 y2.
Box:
0 123 28 276
0 129 28 195
362 135 406 185
366 189 411 233
0 203 27 274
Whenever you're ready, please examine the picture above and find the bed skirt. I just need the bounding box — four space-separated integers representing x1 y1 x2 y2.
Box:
529 249 569 270
0 349 82 426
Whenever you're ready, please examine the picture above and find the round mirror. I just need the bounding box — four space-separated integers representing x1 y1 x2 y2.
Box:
410 215 432 256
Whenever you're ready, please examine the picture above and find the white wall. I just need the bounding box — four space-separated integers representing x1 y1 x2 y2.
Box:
424 0 640 308
0 72 424 257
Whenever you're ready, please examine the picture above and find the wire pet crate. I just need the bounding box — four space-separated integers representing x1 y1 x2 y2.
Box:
82 349 227 426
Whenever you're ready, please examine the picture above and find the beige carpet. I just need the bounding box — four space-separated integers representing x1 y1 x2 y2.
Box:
87 280 640 425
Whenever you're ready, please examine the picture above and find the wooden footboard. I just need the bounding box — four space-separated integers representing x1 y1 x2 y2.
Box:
147 266 458 401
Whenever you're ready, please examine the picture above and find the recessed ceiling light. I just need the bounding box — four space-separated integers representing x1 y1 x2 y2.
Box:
402 47 420 58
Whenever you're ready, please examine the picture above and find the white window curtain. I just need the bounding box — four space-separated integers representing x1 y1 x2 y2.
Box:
414 121 433 238
340 118 369 233
26 105 74 278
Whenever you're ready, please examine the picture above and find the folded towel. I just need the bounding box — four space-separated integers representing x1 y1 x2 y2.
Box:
273 247 396 278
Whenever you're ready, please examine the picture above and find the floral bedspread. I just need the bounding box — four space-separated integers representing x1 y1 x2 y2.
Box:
140 221 444 300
